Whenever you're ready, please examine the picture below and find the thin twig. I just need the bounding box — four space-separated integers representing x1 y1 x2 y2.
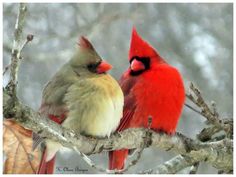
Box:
186 82 232 137
19 34 34 53
73 147 110 173
122 148 144 173
8 3 27 95
197 125 222 142
184 103 202 115
111 116 152 173
4 34 34 76
3 64 11 75
140 155 194 174
189 162 199 174
187 82 220 125
113 138 146 173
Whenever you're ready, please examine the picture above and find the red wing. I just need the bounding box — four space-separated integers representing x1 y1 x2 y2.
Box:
117 94 136 131
32 104 68 150
117 73 137 131
48 114 67 124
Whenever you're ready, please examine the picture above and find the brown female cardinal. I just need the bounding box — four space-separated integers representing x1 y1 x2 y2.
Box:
109 27 185 170
35 36 124 174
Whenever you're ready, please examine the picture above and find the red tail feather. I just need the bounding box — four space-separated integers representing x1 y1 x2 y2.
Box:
109 149 129 170
37 148 56 174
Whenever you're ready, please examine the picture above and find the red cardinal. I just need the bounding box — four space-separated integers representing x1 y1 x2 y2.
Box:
35 36 124 174
109 27 185 170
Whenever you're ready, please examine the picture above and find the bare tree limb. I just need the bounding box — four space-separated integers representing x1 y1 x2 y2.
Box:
139 155 200 174
5 3 33 100
8 3 27 95
2 90 233 172
183 82 233 174
186 82 232 138
73 147 110 173
140 155 193 174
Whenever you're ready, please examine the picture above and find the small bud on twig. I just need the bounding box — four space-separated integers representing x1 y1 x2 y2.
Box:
27 34 34 42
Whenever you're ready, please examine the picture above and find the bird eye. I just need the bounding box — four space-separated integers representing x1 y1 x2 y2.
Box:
87 61 101 73
87 63 96 69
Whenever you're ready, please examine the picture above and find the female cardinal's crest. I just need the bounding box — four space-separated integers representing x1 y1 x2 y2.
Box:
78 36 94 50
129 27 158 60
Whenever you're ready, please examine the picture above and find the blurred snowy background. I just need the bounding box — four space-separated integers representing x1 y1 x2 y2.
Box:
3 3 233 174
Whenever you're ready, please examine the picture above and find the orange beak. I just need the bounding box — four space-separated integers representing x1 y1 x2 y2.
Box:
96 61 113 74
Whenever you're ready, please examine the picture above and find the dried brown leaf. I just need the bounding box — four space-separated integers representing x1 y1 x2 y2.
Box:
3 120 40 174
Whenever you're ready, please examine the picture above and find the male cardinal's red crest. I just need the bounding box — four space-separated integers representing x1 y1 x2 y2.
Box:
129 28 158 60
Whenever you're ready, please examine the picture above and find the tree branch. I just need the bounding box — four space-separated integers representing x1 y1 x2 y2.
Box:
3 91 233 172
183 82 233 174
189 162 199 174
8 3 27 94
140 155 194 174
186 82 232 138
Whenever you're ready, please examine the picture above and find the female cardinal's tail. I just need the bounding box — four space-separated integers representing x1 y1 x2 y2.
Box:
37 148 55 174
109 149 129 170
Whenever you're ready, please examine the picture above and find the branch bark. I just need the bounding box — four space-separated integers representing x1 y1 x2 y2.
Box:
3 91 233 172
8 3 27 95
140 155 195 174
186 82 233 139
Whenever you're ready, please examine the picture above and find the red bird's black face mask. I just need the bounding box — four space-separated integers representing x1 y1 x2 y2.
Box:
129 56 150 76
